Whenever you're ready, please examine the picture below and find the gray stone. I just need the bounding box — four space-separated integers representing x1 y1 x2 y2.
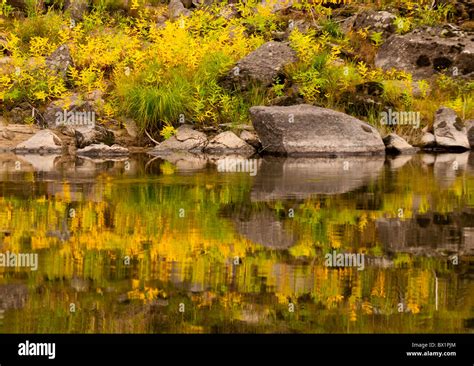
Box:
375 26 474 79
433 107 470 150
250 104 386 156
44 93 95 129
466 119 474 148
14 130 63 154
351 10 397 39
383 133 417 154
77 143 129 157
46 44 74 81
204 131 256 155
168 0 191 21
420 132 436 148
64 0 89 20
221 41 297 90
239 129 261 149
151 125 208 154
75 125 115 148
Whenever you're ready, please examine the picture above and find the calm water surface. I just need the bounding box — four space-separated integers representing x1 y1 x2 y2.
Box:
0 152 473 333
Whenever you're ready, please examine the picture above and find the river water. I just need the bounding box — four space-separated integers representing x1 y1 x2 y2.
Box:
0 152 472 333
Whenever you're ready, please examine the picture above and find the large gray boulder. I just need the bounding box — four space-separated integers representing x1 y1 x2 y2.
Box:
250 104 386 156
151 125 208 154
14 130 63 154
221 41 297 90
375 26 474 79
433 107 470 150
204 131 256 155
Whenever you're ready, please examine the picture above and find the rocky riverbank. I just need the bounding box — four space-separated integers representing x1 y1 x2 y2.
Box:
0 0 473 159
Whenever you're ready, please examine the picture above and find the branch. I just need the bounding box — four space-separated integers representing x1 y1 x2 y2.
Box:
145 129 160 145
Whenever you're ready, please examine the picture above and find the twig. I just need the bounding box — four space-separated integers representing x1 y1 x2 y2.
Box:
145 129 160 145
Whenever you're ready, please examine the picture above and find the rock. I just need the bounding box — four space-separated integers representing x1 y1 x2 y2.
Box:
168 0 191 21
8 104 32 125
44 93 96 128
351 10 396 39
239 130 261 149
383 133 417 154
14 130 63 154
75 125 115 148
341 81 384 116
122 117 139 139
433 0 473 21
1 129 14 140
375 26 474 79
45 44 74 81
204 131 256 155
76 143 129 157
250 104 386 156
221 41 297 90
218 4 239 20
433 107 470 150
0 124 39 152
466 119 474 147
420 132 436 148
64 0 89 20
151 125 207 154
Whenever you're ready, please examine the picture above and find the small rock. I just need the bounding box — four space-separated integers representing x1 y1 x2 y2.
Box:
168 0 191 21
204 131 256 155
351 10 396 39
1 129 15 140
383 133 417 154
76 143 129 157
75 125 115 148
64 0 89 20
14 130 63 154
433 107 470 150
240 130 261 149
151 125 208 154
466 119 474 147
44 93 96 129
420 132 436 148
46 44 74 81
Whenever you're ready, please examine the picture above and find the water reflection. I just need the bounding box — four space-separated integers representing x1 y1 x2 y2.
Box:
0 152 472 333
